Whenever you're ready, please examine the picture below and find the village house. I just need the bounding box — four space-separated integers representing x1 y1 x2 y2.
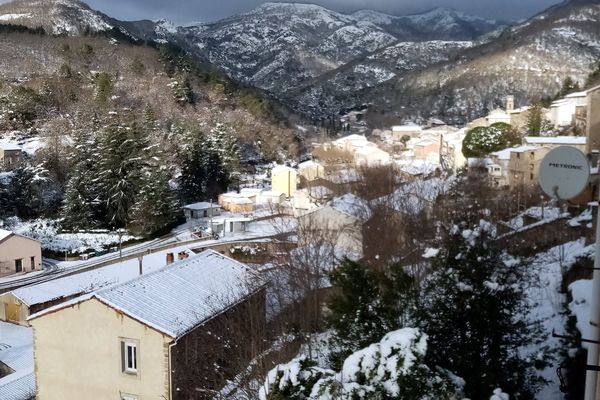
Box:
507 146 550 188
0 230 42 278
550 91 588 128
271 165 297 198
353 146 390 166
413 138 440 164
298 193 370 255
182 202 221 220
297 160 325 182
391 124 422 140
487 148 511 187
0 247 196 326
218 192 254 213
0 143 22 170
29 250 267 400
210 216 253 237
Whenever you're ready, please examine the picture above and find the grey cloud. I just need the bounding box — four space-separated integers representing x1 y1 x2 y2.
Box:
0 0 562 24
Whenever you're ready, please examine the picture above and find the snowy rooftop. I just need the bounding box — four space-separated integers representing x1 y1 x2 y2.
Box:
271 165 296 174
509 145 542 153
490 148 512 161
0 229 12 242
335 134 367 144
29 250 265 338
0 322 34 400
8 246 196 307
298 160 322 169
330 193 370 221
525 136 586 145
183 202 220 210
0 143 21 151
392 125 422 132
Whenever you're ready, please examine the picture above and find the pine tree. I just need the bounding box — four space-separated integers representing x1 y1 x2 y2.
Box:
98 116 145 228
208 122 241 189
10 163 49 219
179 130 209 204
416 223 547 400
129 137 179 235
61 126 102 230
170 73 194 105
326 258 415 369
526 102 543 136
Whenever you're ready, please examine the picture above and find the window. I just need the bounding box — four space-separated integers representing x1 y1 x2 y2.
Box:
121 340 138 374
30 256 35 270
121 394 138 400
15 259 22 273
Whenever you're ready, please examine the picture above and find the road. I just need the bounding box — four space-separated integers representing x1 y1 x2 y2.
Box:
0 231 285 293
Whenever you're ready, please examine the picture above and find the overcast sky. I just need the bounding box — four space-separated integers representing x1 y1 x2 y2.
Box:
2 0 563 24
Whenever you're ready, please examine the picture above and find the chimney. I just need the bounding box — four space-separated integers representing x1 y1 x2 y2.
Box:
137 255 143 276
166 252 174 265
506 95 514 112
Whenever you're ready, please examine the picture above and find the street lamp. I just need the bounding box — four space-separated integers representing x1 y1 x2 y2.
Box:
116 228 126 260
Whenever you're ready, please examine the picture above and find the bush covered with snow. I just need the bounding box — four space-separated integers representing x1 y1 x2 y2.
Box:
462 123 518 158
259 328 460 400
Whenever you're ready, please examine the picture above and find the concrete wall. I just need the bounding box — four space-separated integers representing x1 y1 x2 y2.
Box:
0 235 42 277
31 298 171 400
508 148 550 188
587 87 600 155
298 207 362 253
272 169 297 198
0 292 29 326
298 163 324 182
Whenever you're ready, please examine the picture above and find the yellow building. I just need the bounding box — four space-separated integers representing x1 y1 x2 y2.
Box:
271 165 297 197
29 250 266 400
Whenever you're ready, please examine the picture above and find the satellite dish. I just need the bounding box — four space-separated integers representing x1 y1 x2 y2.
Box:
538 146 590 200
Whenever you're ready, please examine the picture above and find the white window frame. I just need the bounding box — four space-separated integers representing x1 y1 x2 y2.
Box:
121 339 139 375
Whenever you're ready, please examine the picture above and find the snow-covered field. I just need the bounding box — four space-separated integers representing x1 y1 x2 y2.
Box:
5 218 138 254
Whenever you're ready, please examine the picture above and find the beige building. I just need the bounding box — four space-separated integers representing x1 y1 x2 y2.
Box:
298 194 369 254
391 125 422 140
0 143 22 170
507 146 550 188
353 146 390 166
586 84 600 155
29 250 266 400
0 229 42 278
298 160 325 182
271 165 297 197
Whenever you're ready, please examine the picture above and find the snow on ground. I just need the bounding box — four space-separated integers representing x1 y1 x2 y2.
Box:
569 279 592 342
5 218 137 254
0 13 31 21
0 322 34 400
528 239 594 400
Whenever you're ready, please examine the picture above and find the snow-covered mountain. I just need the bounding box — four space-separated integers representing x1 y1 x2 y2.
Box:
2 0 598 126
168 2 504 119
361 0 600 125
0 0 113 35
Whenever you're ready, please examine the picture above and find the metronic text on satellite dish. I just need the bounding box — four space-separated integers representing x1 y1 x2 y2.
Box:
548 163 584 170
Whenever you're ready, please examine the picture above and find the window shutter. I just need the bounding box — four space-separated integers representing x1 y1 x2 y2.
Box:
121 341 125 372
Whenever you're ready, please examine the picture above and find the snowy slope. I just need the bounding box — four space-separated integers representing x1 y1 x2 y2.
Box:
363 1 600 125
0 0 113 35
173 3 502 110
